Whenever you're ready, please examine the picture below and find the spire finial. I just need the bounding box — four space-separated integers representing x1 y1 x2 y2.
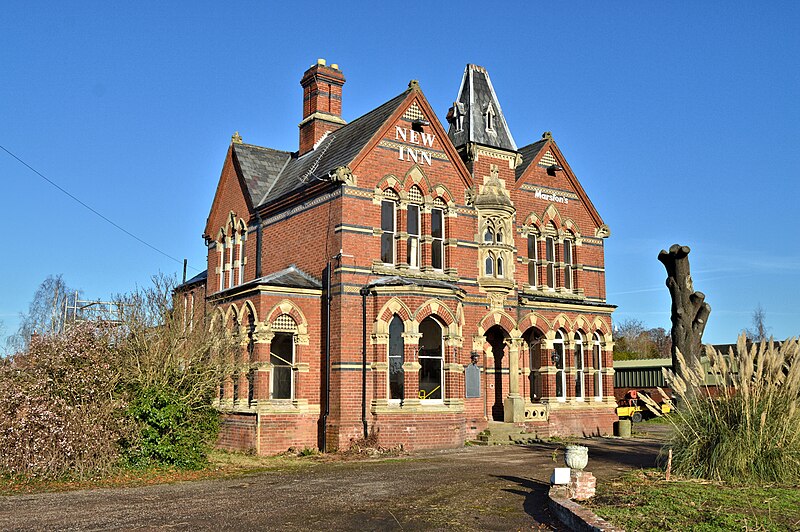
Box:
231 131 243 144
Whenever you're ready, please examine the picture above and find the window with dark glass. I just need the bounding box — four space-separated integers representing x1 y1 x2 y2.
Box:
564 239 574 290
381 199 396 265
497 256 504 277
418 317 443 400
574 332 585 400
545 236 555 289
271 332 294 399
527 234 538 287
593 332 603 400
407 204 420 268
431 208 444 270
389 315 404 400
554 330 565 400
484 226 494 243
485 255 494 276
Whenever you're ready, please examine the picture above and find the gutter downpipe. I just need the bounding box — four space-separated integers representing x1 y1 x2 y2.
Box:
360 285 370 440
321 262 332 452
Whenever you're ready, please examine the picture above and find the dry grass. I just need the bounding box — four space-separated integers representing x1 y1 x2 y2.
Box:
660 335 800 482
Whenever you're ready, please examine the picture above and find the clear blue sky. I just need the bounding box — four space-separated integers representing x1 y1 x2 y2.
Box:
2 1 798 347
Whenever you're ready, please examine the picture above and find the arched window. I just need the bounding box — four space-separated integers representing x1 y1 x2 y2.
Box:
271 315 297 400
574 331 585 400
407 194 421 269
497 228 503 243
226 234 234 289
496 256 504 277
217 235 225 291
526 329 544 402
485 255 494 276
418 316 443 400
237 227 246 286
388 315 404 400
545 228 556 289
553 330 566 401
527 232 538 287
381 189 398 265
484 226 494 243
431 198 446 271
593 332 603 401
563 235 576 290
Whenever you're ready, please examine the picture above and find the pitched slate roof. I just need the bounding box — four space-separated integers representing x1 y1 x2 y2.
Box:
232 89 411 209
175 269 208 290
447 64 517 152
255 265 321 289
515 138 548 180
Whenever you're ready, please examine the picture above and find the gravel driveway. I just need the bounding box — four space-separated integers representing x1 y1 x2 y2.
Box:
0 426 668 531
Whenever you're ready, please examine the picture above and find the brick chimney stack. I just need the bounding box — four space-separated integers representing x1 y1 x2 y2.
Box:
299 58 346 155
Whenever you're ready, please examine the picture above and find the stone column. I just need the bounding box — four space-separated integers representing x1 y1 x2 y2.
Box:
504 337 525 422
402 332 421 407
251 325 273 408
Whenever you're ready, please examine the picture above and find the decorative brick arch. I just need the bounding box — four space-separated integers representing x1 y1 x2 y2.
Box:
542 204 563 230
476 310 517 337
224 303 241 330
401 164 432 193
240 300 258 325
414 298 457 336
265 299 309 340
374 297 414 335
374 174 402 195
551 313 572 333
431 184 455 206
592 316 613 341
562 217 582 239
523 212 543 234
573 315 590 335
518 312 552 335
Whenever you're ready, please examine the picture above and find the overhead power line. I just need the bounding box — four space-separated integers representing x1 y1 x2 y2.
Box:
0 144 202 273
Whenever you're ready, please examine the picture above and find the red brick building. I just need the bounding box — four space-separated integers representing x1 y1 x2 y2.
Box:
181 59 617 454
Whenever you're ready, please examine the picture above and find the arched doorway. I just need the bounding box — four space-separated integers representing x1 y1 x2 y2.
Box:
485 325 508 421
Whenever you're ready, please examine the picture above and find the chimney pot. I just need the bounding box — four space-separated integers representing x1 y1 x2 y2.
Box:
299 59 347 154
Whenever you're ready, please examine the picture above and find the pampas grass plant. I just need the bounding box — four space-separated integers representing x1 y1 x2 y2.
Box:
659 334 800 483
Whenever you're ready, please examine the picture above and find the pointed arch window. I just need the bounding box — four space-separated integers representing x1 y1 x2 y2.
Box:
485 255 494 276
388 315 404 400
496 256 504 277
431 198 446 271
593 332 603 401
574 331 585 400
527 232 538 287
545 235 556 289
563 235 576 290
217 236 225 291
381 189 398 265
271 315 297 400
419 316 443 401
407 187 422 269
553 330 566 401
237 227 246 286
484 226 494 243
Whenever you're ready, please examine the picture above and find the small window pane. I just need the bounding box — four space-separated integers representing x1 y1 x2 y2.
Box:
527 235 536 258
546 237 554 261
381 201 395 232
381 233 394 264
497 256 504 276
389 316 404 400
431 209 443 238
485 256 494 275
432 240 443 269
407 205 419 235
484 228 493 243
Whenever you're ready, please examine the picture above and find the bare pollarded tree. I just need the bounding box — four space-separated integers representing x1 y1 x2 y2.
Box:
658 244 711 375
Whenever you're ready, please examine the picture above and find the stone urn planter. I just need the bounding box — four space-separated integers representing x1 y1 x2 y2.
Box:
564 444 589 470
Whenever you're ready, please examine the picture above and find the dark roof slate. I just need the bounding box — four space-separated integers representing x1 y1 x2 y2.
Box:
233 89 410 209
515 139 548 180
447 64 517 152
255 265 322 289
175 270 207 291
